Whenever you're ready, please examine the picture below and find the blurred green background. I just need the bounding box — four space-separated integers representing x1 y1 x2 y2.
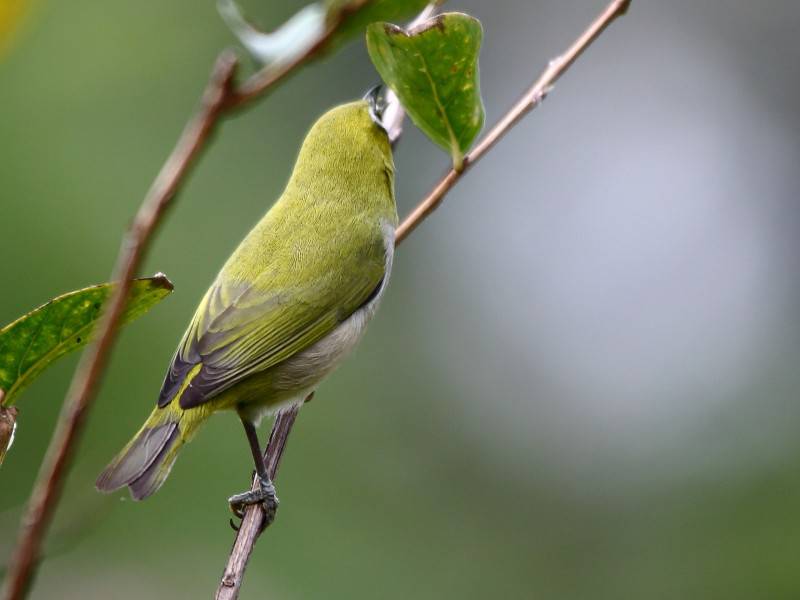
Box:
3 0 800 598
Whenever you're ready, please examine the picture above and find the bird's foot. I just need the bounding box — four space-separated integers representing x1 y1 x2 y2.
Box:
228 475 279 531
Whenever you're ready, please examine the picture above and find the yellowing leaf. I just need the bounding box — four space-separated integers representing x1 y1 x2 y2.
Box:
0 0 29 57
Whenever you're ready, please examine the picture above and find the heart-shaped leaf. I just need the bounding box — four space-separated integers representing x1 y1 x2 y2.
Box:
0 274 173 406
367 12 484 170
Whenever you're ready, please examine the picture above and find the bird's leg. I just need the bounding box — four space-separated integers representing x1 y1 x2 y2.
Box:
228 416 279 528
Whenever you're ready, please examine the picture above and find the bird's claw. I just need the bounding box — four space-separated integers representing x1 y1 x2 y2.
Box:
228 475 279 531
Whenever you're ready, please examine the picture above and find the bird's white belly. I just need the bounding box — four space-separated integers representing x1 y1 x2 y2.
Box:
274 294 380 389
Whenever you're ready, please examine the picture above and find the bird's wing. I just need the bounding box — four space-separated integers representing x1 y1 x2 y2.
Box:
157 224 389 410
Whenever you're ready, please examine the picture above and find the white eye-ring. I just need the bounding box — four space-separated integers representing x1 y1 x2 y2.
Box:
364 85 404 145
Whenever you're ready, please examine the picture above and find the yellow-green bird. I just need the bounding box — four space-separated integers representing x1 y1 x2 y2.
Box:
97 89 399 524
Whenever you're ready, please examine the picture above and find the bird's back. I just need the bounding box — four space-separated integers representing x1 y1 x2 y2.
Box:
97 99 397 501
158 100 397 413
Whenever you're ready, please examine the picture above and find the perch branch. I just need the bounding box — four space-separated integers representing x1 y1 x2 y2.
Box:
1 1 383 597
395 0 631 244
215 406 300 599
212 0 631 597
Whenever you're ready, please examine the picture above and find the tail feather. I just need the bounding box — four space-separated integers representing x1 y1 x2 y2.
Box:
96 409 183 500
127 424 181 500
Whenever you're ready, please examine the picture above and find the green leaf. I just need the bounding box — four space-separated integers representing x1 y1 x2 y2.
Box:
366 12 485 170
0 275 173 406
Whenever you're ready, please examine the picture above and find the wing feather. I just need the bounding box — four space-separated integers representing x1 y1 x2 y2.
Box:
158 219 388 409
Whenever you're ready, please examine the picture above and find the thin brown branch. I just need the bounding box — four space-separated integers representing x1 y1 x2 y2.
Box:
395 0 631 244
2 1 384 596
216 406 300 600
225 0 371 110
0 53 239 600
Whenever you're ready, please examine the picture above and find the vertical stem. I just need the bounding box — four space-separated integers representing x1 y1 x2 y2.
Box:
216 406 300 600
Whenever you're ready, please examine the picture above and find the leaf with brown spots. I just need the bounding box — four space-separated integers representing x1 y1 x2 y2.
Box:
367 12 484 170
0 275 173 406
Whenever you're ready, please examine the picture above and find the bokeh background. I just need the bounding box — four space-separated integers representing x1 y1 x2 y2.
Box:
2 0 800 597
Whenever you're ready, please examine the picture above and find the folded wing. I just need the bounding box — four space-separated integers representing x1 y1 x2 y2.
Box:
158 224 388 410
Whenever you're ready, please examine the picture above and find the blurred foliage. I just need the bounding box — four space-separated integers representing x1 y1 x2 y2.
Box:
0 276 173 407
218 0 328 67
220 0 434 68
367 12 484 169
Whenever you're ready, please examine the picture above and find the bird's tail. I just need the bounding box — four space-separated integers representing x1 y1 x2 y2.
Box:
96 403 208 500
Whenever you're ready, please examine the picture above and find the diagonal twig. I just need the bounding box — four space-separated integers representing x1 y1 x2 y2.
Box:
0 52 239 600
0 2 386 598
223 0 372 109
213 1 631 598
396 0 631 243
